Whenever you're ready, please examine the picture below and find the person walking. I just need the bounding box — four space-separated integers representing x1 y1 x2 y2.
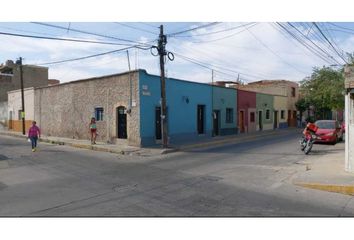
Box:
89 117 97 144
28 121 41 152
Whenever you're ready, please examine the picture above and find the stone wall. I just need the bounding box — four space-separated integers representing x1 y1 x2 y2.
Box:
34 71 141 146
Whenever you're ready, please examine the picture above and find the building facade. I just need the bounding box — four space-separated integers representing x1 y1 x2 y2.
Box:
7 87 35 132
237 89 257 133
139 70 237 146
34 70 140 146
8 70 237 147
273 95 288 129
237 80 299 127
256 93 274 131
0 60 48 128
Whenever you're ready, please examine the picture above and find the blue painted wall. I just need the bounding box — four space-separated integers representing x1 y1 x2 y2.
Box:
139 70 214 146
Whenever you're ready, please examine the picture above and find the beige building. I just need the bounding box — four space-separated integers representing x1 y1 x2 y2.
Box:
237 80 299 127
7 88 35 132
273 95 288 129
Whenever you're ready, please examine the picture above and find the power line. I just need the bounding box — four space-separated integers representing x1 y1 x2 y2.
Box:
170 42 272 79
320 23 345 59
166 22 220 37
173 52 255 83
34 45 150 65
189 23 258 44
327 22 354 33
275 22 336 65
245 26 308 75
138 22 159 29
286 22 341 65
32 22 151 46
312 22 348 64
114 22 157 35
0 31 137 46
171 22 256 38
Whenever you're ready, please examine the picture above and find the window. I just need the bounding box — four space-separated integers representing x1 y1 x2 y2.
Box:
281 110 285 119
266 109 270 120
250 112 255 122
226 108 233 123
95 107 104 121
291 87 296 97
18 110 22 120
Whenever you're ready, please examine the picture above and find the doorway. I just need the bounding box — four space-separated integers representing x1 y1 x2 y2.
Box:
155 106 161 140
258 110 263 130
197 105 205 134
274 111 278 129
116 106 127 139
239 110 245 133
212 110 220 136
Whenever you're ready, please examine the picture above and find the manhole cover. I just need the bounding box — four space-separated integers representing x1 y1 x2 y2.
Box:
0 154 9 161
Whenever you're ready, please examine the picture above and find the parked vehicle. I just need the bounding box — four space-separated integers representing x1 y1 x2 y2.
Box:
300 122 319 155
314 120 343 144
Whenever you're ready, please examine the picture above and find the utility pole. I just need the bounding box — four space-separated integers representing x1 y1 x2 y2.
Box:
158 25 168 148
16 57 26 135
151 25 174 148
211 69 214 137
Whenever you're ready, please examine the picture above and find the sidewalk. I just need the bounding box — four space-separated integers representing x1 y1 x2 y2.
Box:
292 143 354 196
0 128 300 157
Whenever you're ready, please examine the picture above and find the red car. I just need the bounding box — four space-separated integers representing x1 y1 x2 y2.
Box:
314 120 343 144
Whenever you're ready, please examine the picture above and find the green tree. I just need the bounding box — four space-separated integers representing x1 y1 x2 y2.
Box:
295 98 310 125
299 66 344 120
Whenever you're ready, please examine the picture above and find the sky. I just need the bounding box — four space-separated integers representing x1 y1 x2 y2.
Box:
2 0 354 237
1 21 354 85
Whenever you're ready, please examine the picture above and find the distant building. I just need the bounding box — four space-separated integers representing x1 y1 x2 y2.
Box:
237 89 256 133
0 60 48 128
236 80 299 127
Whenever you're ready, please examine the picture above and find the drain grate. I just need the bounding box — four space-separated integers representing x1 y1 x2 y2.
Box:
0 154 9 161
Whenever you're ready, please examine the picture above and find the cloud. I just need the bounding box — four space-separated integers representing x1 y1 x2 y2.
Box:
2 22 352 84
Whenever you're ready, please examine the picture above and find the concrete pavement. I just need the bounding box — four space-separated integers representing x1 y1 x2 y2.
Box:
1 130 354 216
292 142 354 196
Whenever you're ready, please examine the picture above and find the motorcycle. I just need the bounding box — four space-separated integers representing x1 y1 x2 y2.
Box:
299 123 319 155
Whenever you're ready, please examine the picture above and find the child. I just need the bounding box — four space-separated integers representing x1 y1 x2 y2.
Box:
28 121 41 152
89 117 97 144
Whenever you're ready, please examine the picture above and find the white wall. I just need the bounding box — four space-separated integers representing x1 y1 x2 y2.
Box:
7 88 35 121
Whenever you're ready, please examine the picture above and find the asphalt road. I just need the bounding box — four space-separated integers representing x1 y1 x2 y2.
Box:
0 131 353 216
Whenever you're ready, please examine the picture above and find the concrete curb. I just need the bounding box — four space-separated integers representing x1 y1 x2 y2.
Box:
294 182 354 196
1 128 297 156
175 131 280 152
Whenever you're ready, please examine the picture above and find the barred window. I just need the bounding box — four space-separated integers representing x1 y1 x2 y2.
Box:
226 108 233 123
95 107 104 121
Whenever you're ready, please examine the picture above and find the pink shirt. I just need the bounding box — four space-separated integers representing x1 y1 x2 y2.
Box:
28 125 41 138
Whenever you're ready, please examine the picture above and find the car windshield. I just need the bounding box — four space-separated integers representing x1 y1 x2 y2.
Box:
315 121 335 129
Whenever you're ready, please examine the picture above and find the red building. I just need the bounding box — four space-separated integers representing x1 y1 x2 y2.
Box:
237 89 257 133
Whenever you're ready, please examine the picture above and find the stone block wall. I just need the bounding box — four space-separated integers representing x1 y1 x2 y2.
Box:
34 71 141 146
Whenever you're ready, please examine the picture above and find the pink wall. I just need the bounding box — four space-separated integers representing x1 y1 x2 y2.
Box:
237 90 256 133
